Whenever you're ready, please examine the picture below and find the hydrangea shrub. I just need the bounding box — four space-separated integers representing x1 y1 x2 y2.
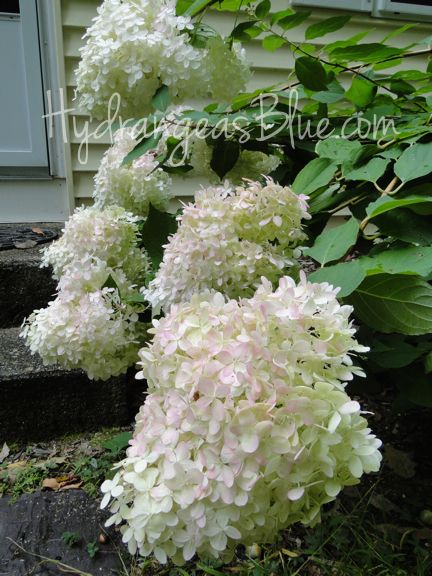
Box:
101 277 381 563
21 0 385 565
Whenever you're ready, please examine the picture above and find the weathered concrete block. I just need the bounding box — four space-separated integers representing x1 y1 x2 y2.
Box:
0 244 57 329
0 328 136 442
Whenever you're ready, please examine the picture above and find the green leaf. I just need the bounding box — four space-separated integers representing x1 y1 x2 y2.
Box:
369 336 425 369
152 85 170 112
304 218 359 266
101 432 132 454
278 11 311 31
295 57 328 91
316 137 362 164
346 76 377 107
255 0 270 19
231 20 262 41
210 139 240 179
359 246 432 277
139 204 178 269
292 158 338 196
213 0 254 10
311 79 345 103
122 293 147 306
382 22 416 43
390 79 416 96
366 195 432 219
262 34 285 51
122 133 161 166
377 146 403 160
308 260 365 297
305 15 351 40
325 30 371 53
394 141 432 183
329 43 403 63
270 8 293 25
345 157 390 182
308 183 342 214
374 208 432 246
348 274 432 335
178 0 217 16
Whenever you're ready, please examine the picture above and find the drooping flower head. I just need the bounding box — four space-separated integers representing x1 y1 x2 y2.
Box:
143 179 310 311
21 262 145 381
101 276 381 563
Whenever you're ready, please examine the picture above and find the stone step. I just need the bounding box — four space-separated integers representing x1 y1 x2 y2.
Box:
0 327 145 443
0 225 60 328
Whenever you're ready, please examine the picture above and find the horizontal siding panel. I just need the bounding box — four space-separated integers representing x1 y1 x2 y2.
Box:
71 143 106 171
61 0 100 28
73 172 95 198
62 0 288 29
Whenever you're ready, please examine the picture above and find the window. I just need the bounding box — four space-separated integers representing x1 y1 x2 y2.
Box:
0 1 20 15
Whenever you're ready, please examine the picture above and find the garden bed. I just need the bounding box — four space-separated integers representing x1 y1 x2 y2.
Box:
1 391 431 576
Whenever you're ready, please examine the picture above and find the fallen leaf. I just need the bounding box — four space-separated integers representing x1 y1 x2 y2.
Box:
7 460 28 470
31 227 45 235
385 444 416 479
14 240 37 249
0 443 10 464
59 482 83 491
282 548 299 558
42 478 60 491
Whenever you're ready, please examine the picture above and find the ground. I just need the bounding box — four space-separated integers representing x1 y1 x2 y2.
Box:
0 391 431 576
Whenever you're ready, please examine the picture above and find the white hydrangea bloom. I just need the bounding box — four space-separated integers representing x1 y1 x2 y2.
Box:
76 0 250 120
21 269 143 381
176 36 251 102
93 128 173 215
41 205 150 282
143 179 310 311
101 277 381 563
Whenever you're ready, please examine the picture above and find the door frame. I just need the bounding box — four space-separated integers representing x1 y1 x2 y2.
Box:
0 0 74 222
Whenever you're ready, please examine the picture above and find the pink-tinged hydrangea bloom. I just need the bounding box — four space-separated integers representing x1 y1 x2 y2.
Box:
24 207 150 380
101 277 381 564
76 0 250 120
143 179 310 311
93 128 173 216
20 266 144 381
41 205 150 283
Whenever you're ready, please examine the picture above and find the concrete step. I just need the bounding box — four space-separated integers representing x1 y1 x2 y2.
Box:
0 327 145 442
0 225 60 328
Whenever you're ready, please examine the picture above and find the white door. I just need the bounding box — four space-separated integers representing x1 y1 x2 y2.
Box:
0 0 49 176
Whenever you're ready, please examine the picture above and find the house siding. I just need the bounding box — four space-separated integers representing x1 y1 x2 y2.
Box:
60 0 432 206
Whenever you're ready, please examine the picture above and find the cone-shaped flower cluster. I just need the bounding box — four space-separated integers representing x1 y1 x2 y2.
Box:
76 0 250 120
101 276 381 564
143 179 310 312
